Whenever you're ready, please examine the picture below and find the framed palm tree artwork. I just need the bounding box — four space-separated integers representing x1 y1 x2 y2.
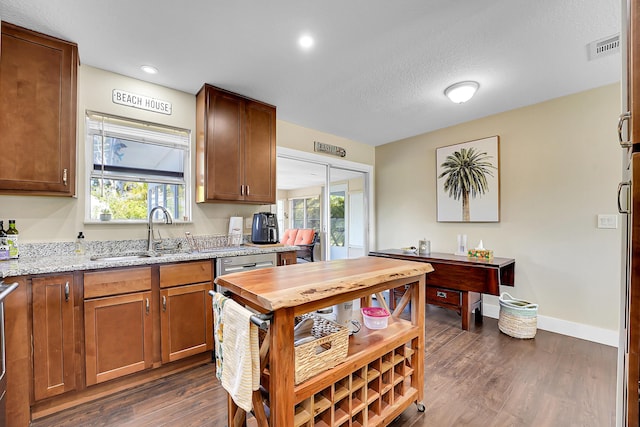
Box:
436 136 500 222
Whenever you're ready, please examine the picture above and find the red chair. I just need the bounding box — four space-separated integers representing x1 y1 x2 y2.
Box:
294 229 318 262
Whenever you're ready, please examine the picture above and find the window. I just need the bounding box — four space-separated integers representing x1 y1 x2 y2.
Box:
329 191 345 247
291 197 320 231
86 111 191 222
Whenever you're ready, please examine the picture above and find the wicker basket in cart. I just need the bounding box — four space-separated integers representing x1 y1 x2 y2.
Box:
293 314 349 385
498 292 538 339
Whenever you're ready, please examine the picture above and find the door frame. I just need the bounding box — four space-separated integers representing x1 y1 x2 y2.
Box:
277 147 375 261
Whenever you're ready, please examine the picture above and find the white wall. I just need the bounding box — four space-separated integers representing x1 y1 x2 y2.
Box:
375 83 622 344
277 120 375 166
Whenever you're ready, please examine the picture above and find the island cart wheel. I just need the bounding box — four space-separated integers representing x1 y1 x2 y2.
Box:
416 402 426 412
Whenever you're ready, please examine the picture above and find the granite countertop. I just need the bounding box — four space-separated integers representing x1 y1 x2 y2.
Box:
0 240 297 278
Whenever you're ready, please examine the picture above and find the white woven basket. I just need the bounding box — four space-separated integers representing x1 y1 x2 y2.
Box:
498 292 538 339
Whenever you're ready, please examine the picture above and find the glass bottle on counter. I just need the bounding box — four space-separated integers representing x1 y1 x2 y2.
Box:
75 232 86 256
0 221 8 260
6 220 19 259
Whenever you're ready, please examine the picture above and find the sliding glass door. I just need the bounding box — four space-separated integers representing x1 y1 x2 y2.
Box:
276 153 370 261
329 167 367 260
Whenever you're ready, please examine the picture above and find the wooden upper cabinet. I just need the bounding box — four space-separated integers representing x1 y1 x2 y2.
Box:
0 22 77 196
244 100 277 203
625 0 640 145
196 84 276 204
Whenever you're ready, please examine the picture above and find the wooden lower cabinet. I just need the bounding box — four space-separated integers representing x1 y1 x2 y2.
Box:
84 291 154 386
160 283 213 363
32 275 76 400
159 261 214 364
84 292 153 386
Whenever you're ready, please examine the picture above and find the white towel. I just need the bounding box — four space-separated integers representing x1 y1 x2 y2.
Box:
212 292 260 412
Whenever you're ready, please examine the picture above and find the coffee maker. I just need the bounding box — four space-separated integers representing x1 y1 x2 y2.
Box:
251 212 279 244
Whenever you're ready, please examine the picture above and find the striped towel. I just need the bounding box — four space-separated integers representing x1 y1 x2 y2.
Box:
212 292 260 412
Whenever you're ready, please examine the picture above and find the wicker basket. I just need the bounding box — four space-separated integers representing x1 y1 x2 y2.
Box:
294 313 349 385
498 292 538 339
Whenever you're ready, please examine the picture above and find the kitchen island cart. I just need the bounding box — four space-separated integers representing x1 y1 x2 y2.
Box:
215 256 433 426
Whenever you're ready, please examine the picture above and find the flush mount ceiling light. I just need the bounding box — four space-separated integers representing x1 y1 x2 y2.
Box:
141 65 158 74
444 81 479 103
298 34 314 50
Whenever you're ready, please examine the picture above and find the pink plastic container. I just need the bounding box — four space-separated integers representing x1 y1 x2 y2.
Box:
361 307 390 329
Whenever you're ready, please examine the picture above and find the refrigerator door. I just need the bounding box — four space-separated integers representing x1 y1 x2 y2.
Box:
619 152 632 427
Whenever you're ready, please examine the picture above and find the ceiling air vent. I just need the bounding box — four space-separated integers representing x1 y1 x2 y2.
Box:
588 34 620 61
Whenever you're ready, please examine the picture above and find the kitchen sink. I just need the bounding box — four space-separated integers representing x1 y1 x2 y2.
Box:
90 252 158 262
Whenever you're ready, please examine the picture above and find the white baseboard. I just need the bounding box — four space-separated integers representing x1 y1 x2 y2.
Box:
483 303 619 348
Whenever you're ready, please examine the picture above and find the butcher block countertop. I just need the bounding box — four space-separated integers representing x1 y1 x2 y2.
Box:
214 256 433 312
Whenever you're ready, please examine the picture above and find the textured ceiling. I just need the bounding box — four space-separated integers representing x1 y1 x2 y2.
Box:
0 0 621 146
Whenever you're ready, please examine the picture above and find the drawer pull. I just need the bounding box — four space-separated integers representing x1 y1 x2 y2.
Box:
162 295 167 312
64 282 70 302
619 111 632 147
436 291 447 298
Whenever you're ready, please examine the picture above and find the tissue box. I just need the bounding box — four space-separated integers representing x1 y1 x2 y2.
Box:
468 249 493 260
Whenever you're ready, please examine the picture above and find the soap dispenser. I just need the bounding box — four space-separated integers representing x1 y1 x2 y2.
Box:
75 232 86 255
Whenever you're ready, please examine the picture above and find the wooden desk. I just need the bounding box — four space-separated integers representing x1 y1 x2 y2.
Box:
369 250 515 330
215 257 433 427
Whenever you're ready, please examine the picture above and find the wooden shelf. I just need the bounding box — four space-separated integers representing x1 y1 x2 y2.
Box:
294 406 311 427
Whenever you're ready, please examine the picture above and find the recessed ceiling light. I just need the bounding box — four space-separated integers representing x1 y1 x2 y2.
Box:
298 35 314 50
141 65 158 74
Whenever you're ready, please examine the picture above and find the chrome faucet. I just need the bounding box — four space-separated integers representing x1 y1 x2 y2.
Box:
147 206 173 252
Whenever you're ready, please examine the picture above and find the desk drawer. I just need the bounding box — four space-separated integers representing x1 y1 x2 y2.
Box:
427 287 461 307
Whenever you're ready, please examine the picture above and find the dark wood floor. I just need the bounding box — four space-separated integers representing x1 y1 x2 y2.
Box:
31 305 617 426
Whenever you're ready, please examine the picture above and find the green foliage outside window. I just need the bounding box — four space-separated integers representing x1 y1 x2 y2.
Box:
330 194 345 247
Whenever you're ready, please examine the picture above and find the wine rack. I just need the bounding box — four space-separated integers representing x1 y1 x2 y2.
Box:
293 341 419 427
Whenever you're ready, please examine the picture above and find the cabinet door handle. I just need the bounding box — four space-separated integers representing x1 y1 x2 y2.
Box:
162 295 167 312
63 168 68 186
240 185 245 196
619 111 632 148
145 298 150 314
619 181 631 214
64 282 70 302
246 185 250 196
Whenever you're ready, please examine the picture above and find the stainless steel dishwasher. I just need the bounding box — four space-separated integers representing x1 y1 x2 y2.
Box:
215 252 277 294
